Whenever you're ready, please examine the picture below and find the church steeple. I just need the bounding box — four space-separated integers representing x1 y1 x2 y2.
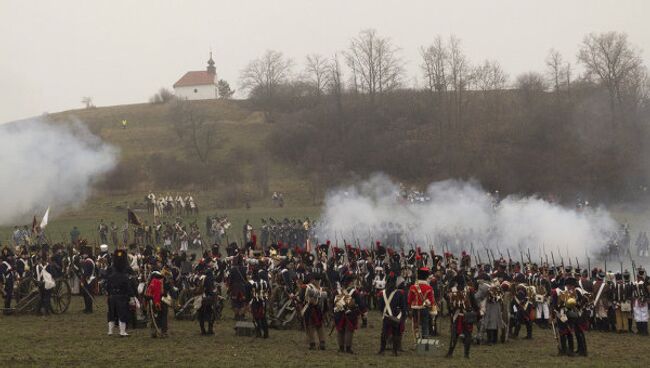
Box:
207 51 216 75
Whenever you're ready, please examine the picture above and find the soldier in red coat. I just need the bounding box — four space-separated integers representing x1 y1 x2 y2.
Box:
408 267 436 338
145 270 168 338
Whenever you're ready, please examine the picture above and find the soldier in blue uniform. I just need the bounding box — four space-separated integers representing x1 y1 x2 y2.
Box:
0 247 15 315
197 257 216 335
80 246 96 313
106 249 134 337
377 272 407 356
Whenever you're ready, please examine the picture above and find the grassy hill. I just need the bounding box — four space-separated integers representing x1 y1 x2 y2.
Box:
45 99 314 206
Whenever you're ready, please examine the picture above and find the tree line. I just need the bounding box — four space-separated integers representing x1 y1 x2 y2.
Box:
238 29 649 203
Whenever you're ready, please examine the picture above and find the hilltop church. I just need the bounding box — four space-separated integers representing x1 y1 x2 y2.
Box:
173 54 218 100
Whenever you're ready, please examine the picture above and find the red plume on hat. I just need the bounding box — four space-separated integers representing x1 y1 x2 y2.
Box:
326 240 331 246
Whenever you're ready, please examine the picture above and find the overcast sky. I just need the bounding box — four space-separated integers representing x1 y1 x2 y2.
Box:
1 0 649 124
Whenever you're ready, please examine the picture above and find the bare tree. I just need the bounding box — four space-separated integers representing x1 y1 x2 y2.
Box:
327 54 344 114
473 60 507 91
168 99 217 164
473 60 508 124
516 71 547 112
420 36 448 94
240 50 293 121
345 29 403 103
81 96 94 109
578 32 644 123
149 88 175 104
546 49 564 93
304 54 330 97
446 35 471 129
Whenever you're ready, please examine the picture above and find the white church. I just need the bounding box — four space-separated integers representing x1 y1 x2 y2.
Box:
173 54 218 100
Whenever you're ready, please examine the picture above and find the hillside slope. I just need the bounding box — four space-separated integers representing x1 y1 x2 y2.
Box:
45 99 312 206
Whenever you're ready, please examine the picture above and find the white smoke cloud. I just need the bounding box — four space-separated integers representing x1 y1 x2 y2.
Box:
317 174 618 260
0 119 118 225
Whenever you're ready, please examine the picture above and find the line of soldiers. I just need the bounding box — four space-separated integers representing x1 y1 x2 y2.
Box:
2 238 649 359
258 217 313 250
97 218 204 252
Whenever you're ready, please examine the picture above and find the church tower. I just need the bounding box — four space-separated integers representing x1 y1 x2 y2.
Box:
207 52 216 75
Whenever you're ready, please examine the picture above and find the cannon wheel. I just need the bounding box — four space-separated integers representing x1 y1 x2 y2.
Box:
174 289 197 320
51 279 71 314
13 277 39 314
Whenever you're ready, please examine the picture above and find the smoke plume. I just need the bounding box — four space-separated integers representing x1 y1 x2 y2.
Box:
0 119 117 225
317 174 618 260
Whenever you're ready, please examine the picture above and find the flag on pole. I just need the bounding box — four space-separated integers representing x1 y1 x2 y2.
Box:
40 207 50 229
31 215 38 234
127 208 142 226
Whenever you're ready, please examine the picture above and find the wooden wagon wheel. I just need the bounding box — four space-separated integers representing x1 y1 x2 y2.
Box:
51 279 71 314
15 276 38 303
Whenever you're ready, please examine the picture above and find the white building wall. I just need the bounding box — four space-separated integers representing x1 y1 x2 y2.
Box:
174 85 217 100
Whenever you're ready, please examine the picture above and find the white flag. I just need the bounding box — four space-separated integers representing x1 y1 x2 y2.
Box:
40 207 50 229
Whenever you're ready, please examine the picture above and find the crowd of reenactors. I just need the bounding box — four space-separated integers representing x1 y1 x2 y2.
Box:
2 231 649 360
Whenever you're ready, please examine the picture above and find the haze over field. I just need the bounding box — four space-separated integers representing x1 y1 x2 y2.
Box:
0 119 117 225
317 175 618 259
1 0 650 124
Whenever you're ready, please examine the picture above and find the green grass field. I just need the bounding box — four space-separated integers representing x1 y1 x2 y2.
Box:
0 296 648 368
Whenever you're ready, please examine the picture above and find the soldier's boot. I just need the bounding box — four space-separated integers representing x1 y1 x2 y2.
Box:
445 337 457 358
558 335 567 356
119 322 129 337
107 322 115 336
361 317 367 328
262 319 269 338
513 323 521 338
628 319 634 333
345 346 355 354
319 341 326 350
566 335 575 357
338 345 345 353
525 323 533 339
309 342 316 350
392 336 400 356
577 333 587 356
255 320 262 338
199 320 207 335
207 321 215 335
377 336 386 355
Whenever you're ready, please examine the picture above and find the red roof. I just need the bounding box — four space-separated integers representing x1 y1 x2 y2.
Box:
173 71 215 88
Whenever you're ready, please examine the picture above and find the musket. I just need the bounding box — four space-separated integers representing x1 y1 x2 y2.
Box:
551 251 556 269
550 316 560 353
149 300 162 336
485 249 491 266
576 257 580 270
587 257 591 277
526 248 532 264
